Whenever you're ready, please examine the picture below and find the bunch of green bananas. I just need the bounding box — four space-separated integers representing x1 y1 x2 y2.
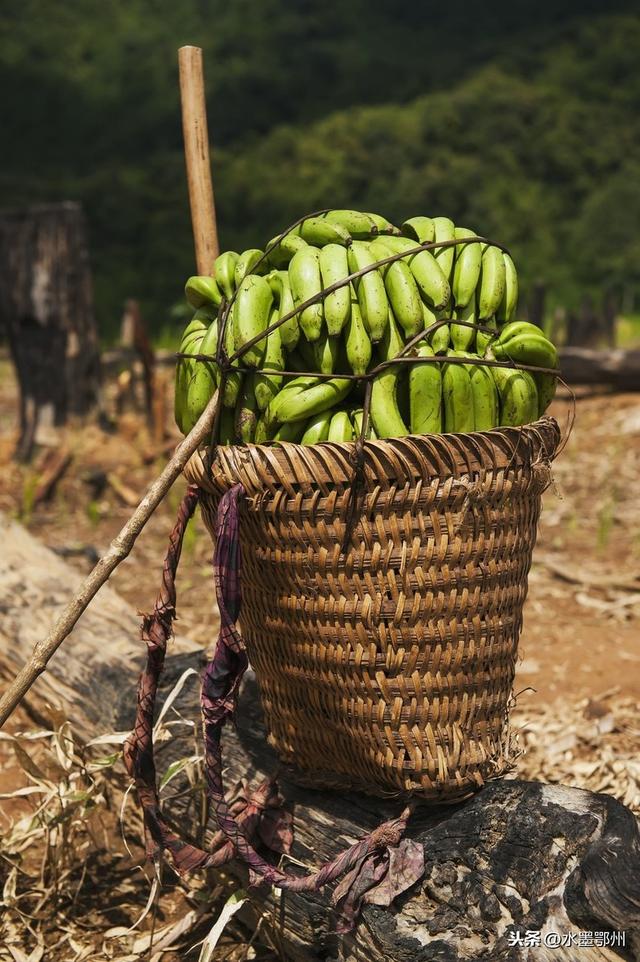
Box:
174 209 559 443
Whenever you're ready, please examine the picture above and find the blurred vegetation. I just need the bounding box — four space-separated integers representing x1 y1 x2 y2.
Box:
0 1 639 340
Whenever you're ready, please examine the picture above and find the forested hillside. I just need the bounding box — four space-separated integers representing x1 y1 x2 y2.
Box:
1 2 638 336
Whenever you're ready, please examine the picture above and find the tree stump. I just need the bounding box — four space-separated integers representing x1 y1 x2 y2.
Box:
0 201 100 460
1 512 639 961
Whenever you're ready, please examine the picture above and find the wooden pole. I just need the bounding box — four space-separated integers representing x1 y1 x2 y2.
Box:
178 45 220 273
0 47 223 728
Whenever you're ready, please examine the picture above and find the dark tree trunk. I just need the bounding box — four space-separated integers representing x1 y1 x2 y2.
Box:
0 201 100 460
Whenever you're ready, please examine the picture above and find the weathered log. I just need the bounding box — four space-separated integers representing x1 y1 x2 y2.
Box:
0 201 100 460
1 512 639 961
559 347 640 390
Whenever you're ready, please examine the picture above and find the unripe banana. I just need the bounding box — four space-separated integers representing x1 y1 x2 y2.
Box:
235 372 259 443
348 241 389 342
185 319 219 428
254 413 274 444
401 216 435 244
235 249 265 287
409 342 442 435
344 297 372 375
451 297 477 351
478 245 507 319
218 406 237 446
233 274 273 368
442 352 475 433
319 244 351 335
350 408 377 440
491 366 538 426
266 270 300 350
497 252 519 322
534 372 557 417
288 247 324 342
174 357 190 434
324 209 377 238
368 236 395 275
185 275 222 309
214 251 239 299
273 420 307 444
264 232 308 269
432 217 456 279
366 212 400 235
313 331 340 374
221 304 243 408
384 257 423 338
180 314 209 347
476 316 497 355
495 320 544 340
179 331 206 433
492 332 558 369
327 410 354 443
461 353 499 431
452 227 482 308
274 376 353 424
254 307 285 410
301 409 332 445
379 234 451 310
370 310 410 439
423 302 450 353
296 216 351 247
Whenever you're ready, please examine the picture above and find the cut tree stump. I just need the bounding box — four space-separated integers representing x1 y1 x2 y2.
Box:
1 511 639 961
559 348 640 390
0 202 100 460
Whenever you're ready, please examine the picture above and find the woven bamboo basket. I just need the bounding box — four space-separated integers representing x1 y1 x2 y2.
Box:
185 416 561 800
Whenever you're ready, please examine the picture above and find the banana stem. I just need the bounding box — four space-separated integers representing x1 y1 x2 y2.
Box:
0 392 221 729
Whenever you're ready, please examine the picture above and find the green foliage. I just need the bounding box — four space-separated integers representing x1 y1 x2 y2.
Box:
0 3 638 339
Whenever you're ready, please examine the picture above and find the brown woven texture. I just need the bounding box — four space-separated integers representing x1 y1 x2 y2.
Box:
185 416 561 800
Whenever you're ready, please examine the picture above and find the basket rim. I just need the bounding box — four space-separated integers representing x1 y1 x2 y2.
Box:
185 416 561 497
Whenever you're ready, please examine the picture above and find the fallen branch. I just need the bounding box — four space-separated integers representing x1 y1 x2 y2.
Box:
0 390 218 729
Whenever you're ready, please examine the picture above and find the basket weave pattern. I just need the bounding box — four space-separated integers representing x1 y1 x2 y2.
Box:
186 417 560 799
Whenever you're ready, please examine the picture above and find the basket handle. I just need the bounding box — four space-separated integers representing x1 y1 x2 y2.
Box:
124 485 421 925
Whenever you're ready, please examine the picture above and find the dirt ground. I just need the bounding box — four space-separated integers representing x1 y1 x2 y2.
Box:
0 354 639 960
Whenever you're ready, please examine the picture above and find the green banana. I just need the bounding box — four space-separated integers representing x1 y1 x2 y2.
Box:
451 297 477 351
442 352 475 433
235 372 259 443
370 310 410 439
264 232 308 268
497 252 519 322
461 353 499 431
476 316 497 355
380 234 450 310
319 244 352 335
185 275 222 309
185 319 219 427
300 409 332 445
174 357 190 434
180 314 209 345
423 303 450 353
214 251 239 299
313 331 340 374
324 209 377 239
368 236 395 274
432 217 456 279
288 247 324 342
254 307 284 410
492 327 558 369
234 248 265 287
179 331 206 433
401 216 435 244
344 297 372 375
327 410 354 443
409 342 442 435
266 270 300 350
383 255 423 338
296 216 351 247
254 413 273 444
491 366 538 426
272 375 352 424
221 303 243 408
347 241 389 342
233 274 273 368
366 212 400 235
478 245 506 319
273 420 306 444
351 408 376 440
452 227 482 308
534 372 557 417
218 406 237 446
